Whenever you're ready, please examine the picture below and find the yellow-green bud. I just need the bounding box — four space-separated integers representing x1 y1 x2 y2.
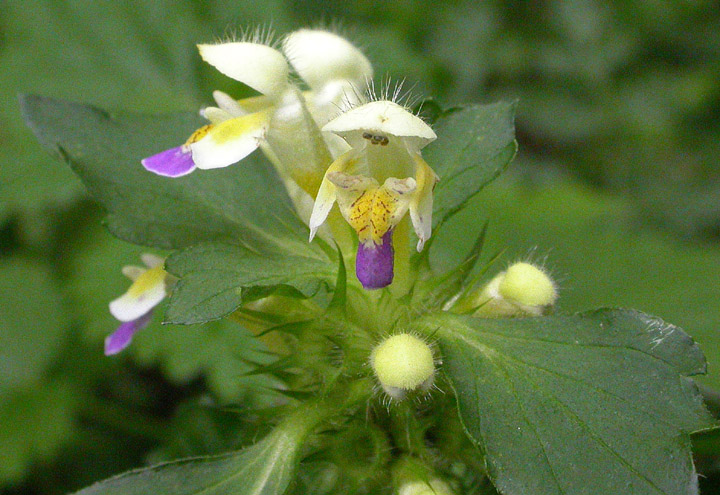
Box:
398 479 454 495
371 334 435 400
470 262 557 318
392 456 455 495
499 262 557 308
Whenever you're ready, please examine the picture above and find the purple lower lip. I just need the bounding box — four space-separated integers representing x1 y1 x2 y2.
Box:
104 311 153 355
141 146 196 177
356 231 394 289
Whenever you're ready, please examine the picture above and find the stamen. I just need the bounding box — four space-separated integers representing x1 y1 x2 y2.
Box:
362 132 390 146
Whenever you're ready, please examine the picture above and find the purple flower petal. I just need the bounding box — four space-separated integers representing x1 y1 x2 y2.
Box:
141 146 196 177
356 231 394 289
104 311 153 356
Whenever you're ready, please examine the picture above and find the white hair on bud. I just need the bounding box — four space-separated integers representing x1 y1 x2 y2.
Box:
219 24 279 47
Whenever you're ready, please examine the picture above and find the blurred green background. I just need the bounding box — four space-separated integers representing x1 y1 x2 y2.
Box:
2 0 719 493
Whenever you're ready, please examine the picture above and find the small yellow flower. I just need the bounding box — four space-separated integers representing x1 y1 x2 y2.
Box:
309 100 438 289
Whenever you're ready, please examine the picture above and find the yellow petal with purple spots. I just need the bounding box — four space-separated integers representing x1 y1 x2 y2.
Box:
330 172 416 245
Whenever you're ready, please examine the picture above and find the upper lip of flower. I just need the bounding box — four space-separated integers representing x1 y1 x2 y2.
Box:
321 100 437 151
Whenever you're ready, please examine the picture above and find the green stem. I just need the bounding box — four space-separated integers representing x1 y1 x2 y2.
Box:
388 401 430 458
281 377 375 442
327 207 354 255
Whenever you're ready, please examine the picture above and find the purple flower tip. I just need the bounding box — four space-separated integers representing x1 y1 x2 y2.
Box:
104 311 153 356
356 231 394 289
142 146 196 177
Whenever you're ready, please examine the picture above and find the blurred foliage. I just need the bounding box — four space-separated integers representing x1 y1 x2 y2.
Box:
2 0 720 493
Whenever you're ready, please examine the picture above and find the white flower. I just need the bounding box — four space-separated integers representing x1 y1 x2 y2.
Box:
142 29 373 178
105 254 170 355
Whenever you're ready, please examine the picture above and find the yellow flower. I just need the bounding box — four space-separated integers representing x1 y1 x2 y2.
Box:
309 100 438 289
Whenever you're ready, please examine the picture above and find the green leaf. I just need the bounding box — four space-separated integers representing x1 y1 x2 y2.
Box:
72 428 301 495
164 242 335 324
416 309 713 495
70 387 363 495
0 257 69 393
423 102 517 228
20 95 313 254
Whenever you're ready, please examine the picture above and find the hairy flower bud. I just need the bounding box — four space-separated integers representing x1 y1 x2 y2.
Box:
392 456 455 495
464 262 557 318
398 480 454 495
371 333 435 400
499 262 557 308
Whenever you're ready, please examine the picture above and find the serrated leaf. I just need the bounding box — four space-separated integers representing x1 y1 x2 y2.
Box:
164 242 335 324
423 102 517 228
73 430 299 495
20 95 314 254
416 309 713 495
71 392 353 495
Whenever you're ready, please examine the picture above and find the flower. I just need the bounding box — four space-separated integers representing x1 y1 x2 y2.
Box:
142 29 372 178
105 254 170 355
309 100 439 289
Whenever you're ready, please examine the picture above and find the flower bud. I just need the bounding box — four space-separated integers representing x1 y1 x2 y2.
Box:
499 262 557 308
468 262 557 318
398 480 455 495
371 334 435 400
392 457 455 495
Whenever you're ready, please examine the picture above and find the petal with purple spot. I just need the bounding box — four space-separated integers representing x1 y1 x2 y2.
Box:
141 146 196 177
356 231 394 290
104 311 153 356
